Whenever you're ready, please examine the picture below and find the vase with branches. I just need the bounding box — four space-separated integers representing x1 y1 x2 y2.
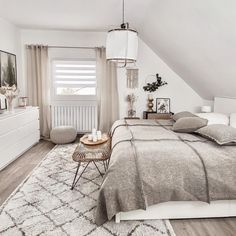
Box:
0 83 19 113
126 93 137 117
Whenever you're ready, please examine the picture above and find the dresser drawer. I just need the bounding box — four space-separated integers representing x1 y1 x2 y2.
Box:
0 131 40 170
0 107 40 170
0 108 39 136
0 120 39 152
143 111 172 119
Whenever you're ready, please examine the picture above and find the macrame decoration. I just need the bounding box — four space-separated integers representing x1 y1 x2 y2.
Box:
126 68 139 89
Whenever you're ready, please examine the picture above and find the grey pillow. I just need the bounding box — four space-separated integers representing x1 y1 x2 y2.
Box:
173 117 208 133
172 111 197 121
196 124 236 145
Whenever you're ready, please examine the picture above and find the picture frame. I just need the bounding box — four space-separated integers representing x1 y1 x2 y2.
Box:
0 50 17 87
156 98 170 114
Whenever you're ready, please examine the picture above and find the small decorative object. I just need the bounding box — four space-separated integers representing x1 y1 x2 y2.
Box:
0 83 19 113
92 128 97 137
0 50 17 87
126 93 137 118
201 106 212 113
126 67 139 88
88 134 93 141
156 98 170 114
143 74 167 93
93 135 98 142
147 94 154 112
0 93 7 114
19 96 28 108
97 130 102 140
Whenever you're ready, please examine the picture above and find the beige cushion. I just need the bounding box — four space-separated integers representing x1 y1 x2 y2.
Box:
196 124 236 145
50 126 77 144
172 111 197 121
173 117 208 133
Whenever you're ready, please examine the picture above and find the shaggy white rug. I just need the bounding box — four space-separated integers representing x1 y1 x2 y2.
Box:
0 144 176 236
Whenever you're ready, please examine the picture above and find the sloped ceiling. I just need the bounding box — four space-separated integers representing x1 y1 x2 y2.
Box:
139 0 236 100
0 0 235 99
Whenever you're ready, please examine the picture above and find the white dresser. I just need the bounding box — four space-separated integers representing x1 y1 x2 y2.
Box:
0 107 40 170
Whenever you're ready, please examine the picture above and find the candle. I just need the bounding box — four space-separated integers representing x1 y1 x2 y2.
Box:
93 135 98 142
92 128 97 136
88 134 93 141
97 131 102 140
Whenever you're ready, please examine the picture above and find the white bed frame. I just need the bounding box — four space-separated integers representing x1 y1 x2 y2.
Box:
115 200 236 223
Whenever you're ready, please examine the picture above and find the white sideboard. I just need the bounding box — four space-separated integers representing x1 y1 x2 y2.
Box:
0 107 40 170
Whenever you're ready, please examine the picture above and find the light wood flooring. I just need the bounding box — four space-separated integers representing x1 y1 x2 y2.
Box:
0 140 235 236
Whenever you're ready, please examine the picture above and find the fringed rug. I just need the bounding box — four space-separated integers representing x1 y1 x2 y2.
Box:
0 144 176 236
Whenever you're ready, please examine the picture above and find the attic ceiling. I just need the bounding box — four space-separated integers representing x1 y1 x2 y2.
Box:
0 0 236 100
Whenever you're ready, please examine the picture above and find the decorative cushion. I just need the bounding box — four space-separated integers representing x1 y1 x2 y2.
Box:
172 111 197 121
230 113 236 128
173 117 208 133
196 113 229 125
50 126 77 144
196 124 236 145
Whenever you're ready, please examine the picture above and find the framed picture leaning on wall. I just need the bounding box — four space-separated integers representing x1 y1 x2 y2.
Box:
156 98 170 113
0 50 17 87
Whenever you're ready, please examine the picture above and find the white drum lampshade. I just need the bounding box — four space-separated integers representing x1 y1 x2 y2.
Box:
106 29 138 63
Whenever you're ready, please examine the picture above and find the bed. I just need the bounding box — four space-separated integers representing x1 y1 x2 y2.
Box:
95 119 236 225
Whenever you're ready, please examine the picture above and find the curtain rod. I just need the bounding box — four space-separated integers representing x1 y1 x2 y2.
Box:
26 45 105 50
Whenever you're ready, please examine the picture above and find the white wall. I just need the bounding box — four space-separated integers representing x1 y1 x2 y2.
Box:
0 17 23 101
20 29 204 118
118 39 204 118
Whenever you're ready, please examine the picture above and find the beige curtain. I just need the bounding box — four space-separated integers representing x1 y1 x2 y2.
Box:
96 47 119 132
26 45 51 138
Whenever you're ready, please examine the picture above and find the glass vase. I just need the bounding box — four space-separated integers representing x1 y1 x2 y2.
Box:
7 99 14 113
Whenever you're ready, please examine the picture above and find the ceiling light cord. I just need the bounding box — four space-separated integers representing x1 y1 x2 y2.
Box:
121 0 127 29
122 0 125 24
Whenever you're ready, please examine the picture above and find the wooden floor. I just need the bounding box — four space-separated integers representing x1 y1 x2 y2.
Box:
0 140 55 205
0 140 235 236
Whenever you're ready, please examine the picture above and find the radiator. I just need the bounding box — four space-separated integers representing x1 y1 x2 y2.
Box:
51 104 97 133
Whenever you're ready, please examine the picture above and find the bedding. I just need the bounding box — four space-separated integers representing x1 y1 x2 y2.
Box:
196 124 236 145
173 116 208 133
95 119 236 225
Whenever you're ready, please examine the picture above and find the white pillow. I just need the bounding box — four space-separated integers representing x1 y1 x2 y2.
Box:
195 113 229 125
230 113 236 128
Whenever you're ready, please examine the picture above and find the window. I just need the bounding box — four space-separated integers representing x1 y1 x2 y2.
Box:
52 60 96 100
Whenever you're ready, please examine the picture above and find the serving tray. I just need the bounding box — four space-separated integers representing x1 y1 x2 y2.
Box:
80 134 109 146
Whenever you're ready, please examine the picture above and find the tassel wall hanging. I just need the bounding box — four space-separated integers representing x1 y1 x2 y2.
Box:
126 68 139 89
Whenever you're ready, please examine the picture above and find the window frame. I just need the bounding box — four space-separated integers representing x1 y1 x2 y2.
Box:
51 58 97 102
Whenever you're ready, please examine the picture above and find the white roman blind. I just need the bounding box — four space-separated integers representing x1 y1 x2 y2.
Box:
52 60 96 100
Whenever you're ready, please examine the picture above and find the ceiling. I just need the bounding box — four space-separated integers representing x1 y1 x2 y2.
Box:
0 0 236 100
0 0 151 31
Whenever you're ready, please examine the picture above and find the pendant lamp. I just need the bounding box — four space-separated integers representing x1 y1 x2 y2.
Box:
106 0 138 66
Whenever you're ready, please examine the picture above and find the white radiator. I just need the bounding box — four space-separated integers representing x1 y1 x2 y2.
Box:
51 104 97 133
